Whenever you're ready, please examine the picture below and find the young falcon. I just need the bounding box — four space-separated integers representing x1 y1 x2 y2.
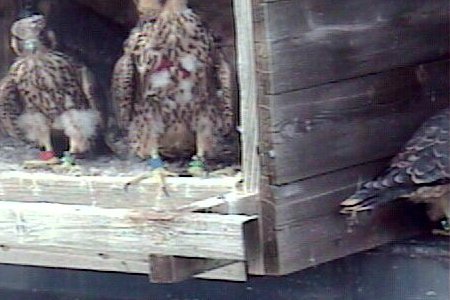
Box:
110 0 162 139
341 108 450 235
0 14 101 161
112 0 233 175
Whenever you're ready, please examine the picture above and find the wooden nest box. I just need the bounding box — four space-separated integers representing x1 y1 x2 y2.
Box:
0 0 448 283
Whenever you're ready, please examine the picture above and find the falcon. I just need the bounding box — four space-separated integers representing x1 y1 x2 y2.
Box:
111 0 233 175
341 108 450 235
0 14 101 161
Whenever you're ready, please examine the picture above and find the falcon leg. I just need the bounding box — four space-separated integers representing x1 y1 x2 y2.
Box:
432 218 450 236
125 152 177 198
188 126 212 177
149 149 179 198
22 135 59 168
19 113 59 168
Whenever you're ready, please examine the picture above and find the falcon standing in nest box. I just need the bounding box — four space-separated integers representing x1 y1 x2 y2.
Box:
111 0 233 176
341 108 450 235
0 13 101 162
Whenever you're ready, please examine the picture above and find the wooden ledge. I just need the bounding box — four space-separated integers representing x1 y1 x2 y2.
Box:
0 201 258 282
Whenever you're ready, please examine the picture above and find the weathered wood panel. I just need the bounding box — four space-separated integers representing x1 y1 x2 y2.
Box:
261 0 449 94
0 172 237 211
234 0 260 194
0 247 249 281
273 202 427 275
268 60 449 185
251 0 280 276
0 201 254 260
271 159 389 225
0 201 257 281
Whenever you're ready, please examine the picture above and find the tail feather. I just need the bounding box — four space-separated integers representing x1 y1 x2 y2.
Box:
341 169 418 211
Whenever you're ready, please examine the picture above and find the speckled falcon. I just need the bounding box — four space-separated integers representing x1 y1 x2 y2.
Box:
111 0 233 173
341 108 450 234
0 14 101 159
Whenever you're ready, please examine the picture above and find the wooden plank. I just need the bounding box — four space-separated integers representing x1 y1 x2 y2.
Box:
234 0 260 194
0 201 256 261
0 247 149 274
0 201 257 281
271 160 389 225
0 171 236 210
250 0 280 276
273 202 428 275
0 247 248 281
148 255 237 283
272 159 388 204
261 0 449 93
268 60 449 184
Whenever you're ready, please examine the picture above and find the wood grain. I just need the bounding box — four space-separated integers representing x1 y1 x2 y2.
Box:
0 171 237 210
0 201 257 281
0 248 249 281
261 0 449 94
268 60 449 184
271 159 389 226
234 0 260 194
273 202 428 275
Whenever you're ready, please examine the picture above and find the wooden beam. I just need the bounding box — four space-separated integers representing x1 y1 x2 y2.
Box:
0 247 249 281
234 0 260 194
0 171 237 210
0 201 258 281
0 201 256 260
0 247 149 274
261 0 449 94
148 255 238 283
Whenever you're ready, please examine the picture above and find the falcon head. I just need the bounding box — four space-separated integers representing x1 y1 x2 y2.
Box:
134 0 163 18
10 14 56 56
160 0 188 14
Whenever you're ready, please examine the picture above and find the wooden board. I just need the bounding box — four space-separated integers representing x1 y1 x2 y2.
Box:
0 201 257 281
267 60 449 184
0 171 238 210
273 202 428 275
260 0 449 94
234 0 260 194
271 159 389 223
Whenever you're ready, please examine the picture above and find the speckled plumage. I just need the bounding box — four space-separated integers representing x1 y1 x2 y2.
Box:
111 0 233 160
341 108 450 222
0 15 101 154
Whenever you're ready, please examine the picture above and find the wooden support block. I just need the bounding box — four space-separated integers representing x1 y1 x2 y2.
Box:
149 255 237 283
